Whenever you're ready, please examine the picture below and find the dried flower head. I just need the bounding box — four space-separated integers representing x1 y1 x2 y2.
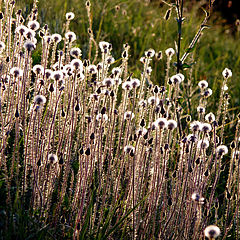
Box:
99 41 111 53
131 78 140 88
124 145 135 154
65 31 76 42
197 105 205 114
155 118 168 129
203 88 213 98
23 40 36 52
204 225 220 239
10 67 23 78
51 33 62 44
71 59 83 71
33 64 44 75
122 81 132 91
145 48 155 58
201 123 212 132
197 139 209 149
205 112 215 123
190 121 202 132
124 111 134 120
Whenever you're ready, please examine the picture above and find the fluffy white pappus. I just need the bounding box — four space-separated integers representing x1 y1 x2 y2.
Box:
131 78 140 88
27 20 40 31
145 48 155 58
66 12 75 20
204 225 221 239
65 31 76 42
198 80 208 89
51 33 62 43
99 41 111 53
10 67 23 78
71 59 83 71
216 145 228 156
124 111 135 120
205 112 215 123
148 96 160 105
122 81 133 91
190 121 202 132
167 119 177 130
70 47 82 58
34 95 46 105
197 139 209 149
222 68 232 79
33 64 44 75
165 48 175 58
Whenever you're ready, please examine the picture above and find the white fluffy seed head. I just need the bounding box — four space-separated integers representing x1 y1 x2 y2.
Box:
48 154 58 164
205 112 215 123
70 47 82 58
27 20 40 31
71 59 83 71
145 48 155 58
198 80 208 89
201 123 212 132
190 121 202 132
216 145 228 156
10 67 23 78
167 119 177 130
155 118 168 129
51 33 62 43
65 31 76 42
222 68 232 79
124 111 134 120
34 95 46 105
197 139 209 149
66 12 75 20
165 48 175 58
204 225 220 239
124 145 135 153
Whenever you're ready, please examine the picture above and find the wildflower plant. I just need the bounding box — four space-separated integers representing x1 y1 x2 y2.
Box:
0 0 239 239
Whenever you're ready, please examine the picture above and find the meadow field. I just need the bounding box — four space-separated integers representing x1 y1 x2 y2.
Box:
0 0 240 239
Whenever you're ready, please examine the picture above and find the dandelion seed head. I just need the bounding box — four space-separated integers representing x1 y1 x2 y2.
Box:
112 67 122 77
71 59 83 71
99 41 111 53
96 113 108 121
204 225 220 239
52 70 63 81
203 88 213 98
15 25 28 35
190 121 202 132
131 78 140 88
33 64 44 75
201 123 212 132
187 134 198 143
148 96 160 105
155 117 168 129
103 78 114 87
138 99 147 108
106 56 115 65
197 105 205 114
170 74 182 84
24 28 36 39
122 81 132 91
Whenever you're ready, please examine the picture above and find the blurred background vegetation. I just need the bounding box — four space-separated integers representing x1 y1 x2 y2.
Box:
16 0 240 112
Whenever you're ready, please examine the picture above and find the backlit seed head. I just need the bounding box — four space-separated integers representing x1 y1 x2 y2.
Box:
204 225 220 239
70 47 82 58
216 145 228 156
165 48 175 58
198 80 208 89
24 28 36 39
34 95 46 105
124 145 135 154
27 20 40 31
124 111 134 120
0 41 5 52
122 81 132 91
187 134 198 143
145 48 155 58
167 120 177 130
155 118 168 129
65 31 76 42
96 113 108 121
71 59 83 70
205 112 215 123
203 88 213 98
138 100 147 108
197 105 205 114
51 33 62 43
148 96 160 105
201 123 212 132
99 41 111 53
48 154 58 164
190 121 202 132
33 64 44 75
106 56 115 65
170 74 182 84
197 139 209 149
222 68 232 79
10 67 23 78
23 40 36 52
16 25 28 35
45 69 53 79
66 12 75 20
52 70 63 81
103 78 114 87
130 78 140 88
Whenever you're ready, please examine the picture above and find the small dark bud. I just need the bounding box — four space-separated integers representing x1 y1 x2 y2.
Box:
130 150 134 157
49 83 54 92
140 119 145 127
80 147 84 155
59 155 64 165
90 133 95 140
172 171 177 178
204 169 209 176
154 86 159 94
61 109 65 117
96 87 101 94
230 141 236 149
143 132 148 140
168 197 172 206
75 103 80 112
101 107 106 114
6 56 10 62
164 144 169 150
15 107 19 118
110 90 115 97
188 165 193 173
148 137 153 145
196 157 200 165
85 148 91 156
37 158 41 166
